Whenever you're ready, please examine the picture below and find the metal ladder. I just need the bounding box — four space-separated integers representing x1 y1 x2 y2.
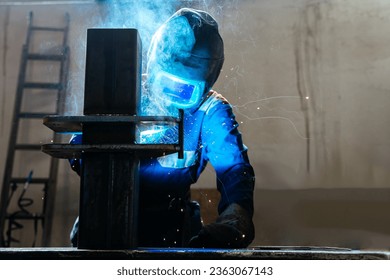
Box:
0 12 70 247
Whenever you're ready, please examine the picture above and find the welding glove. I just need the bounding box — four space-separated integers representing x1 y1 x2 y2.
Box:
188 203 254 248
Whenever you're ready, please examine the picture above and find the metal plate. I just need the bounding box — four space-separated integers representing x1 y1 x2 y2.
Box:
42 143 181 159
43 115 181 133
0 247 389 260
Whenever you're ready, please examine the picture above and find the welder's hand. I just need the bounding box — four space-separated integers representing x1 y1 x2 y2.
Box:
188 203 254 248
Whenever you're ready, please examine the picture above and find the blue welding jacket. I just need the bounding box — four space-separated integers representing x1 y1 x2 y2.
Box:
70 90 254 216
69 90 254 246
141 90 254 216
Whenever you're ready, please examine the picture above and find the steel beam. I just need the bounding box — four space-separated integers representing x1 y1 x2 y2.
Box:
78 29 141 249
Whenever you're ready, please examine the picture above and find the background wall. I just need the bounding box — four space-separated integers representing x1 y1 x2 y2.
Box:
0 0 390 249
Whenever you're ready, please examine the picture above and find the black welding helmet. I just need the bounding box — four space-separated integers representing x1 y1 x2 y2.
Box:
146 8 224 109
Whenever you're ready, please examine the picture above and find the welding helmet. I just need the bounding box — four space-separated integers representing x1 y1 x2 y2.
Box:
147 8 224 109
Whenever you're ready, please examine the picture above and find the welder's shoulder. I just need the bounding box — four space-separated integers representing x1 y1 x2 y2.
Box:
199 90 231 115
206 90 230 105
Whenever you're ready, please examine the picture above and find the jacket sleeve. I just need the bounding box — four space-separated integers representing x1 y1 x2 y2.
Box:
201 96 255 217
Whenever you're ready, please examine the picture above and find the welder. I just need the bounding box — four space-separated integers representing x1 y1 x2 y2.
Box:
70 8 255 248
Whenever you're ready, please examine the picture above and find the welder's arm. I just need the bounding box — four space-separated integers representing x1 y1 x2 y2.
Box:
189 100 255 248
189 163 255 248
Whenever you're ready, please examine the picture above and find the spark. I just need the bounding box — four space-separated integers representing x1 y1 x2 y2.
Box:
232 95 310 140
233 95 302 108
234 111 310 140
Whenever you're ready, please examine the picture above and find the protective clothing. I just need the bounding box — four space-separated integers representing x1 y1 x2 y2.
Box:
70 90 255 247
188 203 254 248
146 8 224 109
69 8 255 248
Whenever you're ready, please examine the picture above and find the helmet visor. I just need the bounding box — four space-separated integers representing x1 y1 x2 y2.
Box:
153 71 205 108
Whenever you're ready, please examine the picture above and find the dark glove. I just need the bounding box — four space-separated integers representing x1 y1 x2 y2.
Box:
188 203 254 248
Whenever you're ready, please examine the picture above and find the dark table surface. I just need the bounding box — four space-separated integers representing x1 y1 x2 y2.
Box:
0 246 389 260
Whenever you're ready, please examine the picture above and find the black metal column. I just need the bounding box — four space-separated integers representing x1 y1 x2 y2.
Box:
78 29 141 249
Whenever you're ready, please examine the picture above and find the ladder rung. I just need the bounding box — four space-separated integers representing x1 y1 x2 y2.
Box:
31 26 66 32
10 178 50 184
19 112 54 119
27 53 65 61
24 82 62 90
15 144 42 150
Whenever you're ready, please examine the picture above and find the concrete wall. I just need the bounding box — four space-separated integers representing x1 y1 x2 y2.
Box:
0 0 390 249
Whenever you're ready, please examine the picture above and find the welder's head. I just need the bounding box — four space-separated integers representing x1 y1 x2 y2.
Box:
147 8 224 109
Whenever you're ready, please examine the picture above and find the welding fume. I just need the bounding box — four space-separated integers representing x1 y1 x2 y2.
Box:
69 8 255 248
